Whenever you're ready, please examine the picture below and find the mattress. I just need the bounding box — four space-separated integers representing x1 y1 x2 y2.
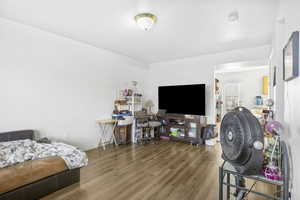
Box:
0 156 67 195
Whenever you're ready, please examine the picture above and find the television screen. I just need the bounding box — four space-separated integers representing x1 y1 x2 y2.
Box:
158 84 205 115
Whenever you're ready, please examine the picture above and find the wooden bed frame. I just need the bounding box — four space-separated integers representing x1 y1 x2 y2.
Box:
0 130 80 200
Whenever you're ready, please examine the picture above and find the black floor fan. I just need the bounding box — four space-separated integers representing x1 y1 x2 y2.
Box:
220 107 265 175
220 107 265 199
219 107 290 200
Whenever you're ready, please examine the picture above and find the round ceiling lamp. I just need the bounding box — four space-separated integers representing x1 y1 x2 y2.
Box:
228 10 239 23
134 13 157 31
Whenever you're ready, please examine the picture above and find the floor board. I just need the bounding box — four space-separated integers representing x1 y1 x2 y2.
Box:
42 141 275 200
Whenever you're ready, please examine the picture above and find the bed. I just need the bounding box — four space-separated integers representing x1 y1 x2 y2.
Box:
0 130 84 200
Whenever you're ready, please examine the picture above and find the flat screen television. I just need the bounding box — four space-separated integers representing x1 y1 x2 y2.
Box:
158 84 205 115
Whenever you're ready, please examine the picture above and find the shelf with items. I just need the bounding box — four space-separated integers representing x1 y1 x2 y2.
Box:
215 95 223 123
114 81 145 143
161 114 206 145
114 87 143 116
215 78 223 123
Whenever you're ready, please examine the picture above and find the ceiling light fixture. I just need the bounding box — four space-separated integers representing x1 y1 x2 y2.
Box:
134 13 157 31
228 11 239 23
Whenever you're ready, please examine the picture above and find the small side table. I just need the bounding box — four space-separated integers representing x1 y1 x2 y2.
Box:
96 119 118 150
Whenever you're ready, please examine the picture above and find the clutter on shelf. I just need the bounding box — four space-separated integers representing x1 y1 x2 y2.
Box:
114 81 143 117
263 120 284 181
111 81 143 144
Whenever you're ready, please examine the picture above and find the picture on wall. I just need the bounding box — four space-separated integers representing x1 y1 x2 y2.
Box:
283 31 299 81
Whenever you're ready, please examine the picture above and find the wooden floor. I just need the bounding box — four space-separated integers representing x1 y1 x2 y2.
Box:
42 141 274 200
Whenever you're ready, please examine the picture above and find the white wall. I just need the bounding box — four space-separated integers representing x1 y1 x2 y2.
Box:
0 18 271 152
0 18 148 150
147 46 271 123
216 67 269 111
271 1 300 199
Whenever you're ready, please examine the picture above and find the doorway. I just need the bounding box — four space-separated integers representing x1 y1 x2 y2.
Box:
214 61 270 127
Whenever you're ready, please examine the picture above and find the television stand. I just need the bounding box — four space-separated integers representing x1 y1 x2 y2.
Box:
161 114 207 145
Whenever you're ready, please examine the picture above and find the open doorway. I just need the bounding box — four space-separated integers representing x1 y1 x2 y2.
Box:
214 61 270 128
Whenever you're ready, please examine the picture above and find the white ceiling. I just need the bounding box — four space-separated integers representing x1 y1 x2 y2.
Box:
0 0 277 64
215 60 269 73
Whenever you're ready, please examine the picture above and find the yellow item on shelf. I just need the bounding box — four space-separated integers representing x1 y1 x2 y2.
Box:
263 76 269 95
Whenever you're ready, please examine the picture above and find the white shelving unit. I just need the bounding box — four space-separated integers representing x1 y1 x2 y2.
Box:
115 89 143 115
222 83 241 117
115 81 143 143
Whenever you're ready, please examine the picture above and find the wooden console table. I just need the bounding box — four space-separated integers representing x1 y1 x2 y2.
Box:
161 114 207 145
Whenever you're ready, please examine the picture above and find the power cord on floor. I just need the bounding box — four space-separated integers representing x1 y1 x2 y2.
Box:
242 180 258 200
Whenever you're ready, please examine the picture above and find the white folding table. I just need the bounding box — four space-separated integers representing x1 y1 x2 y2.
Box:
96 119 118 150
